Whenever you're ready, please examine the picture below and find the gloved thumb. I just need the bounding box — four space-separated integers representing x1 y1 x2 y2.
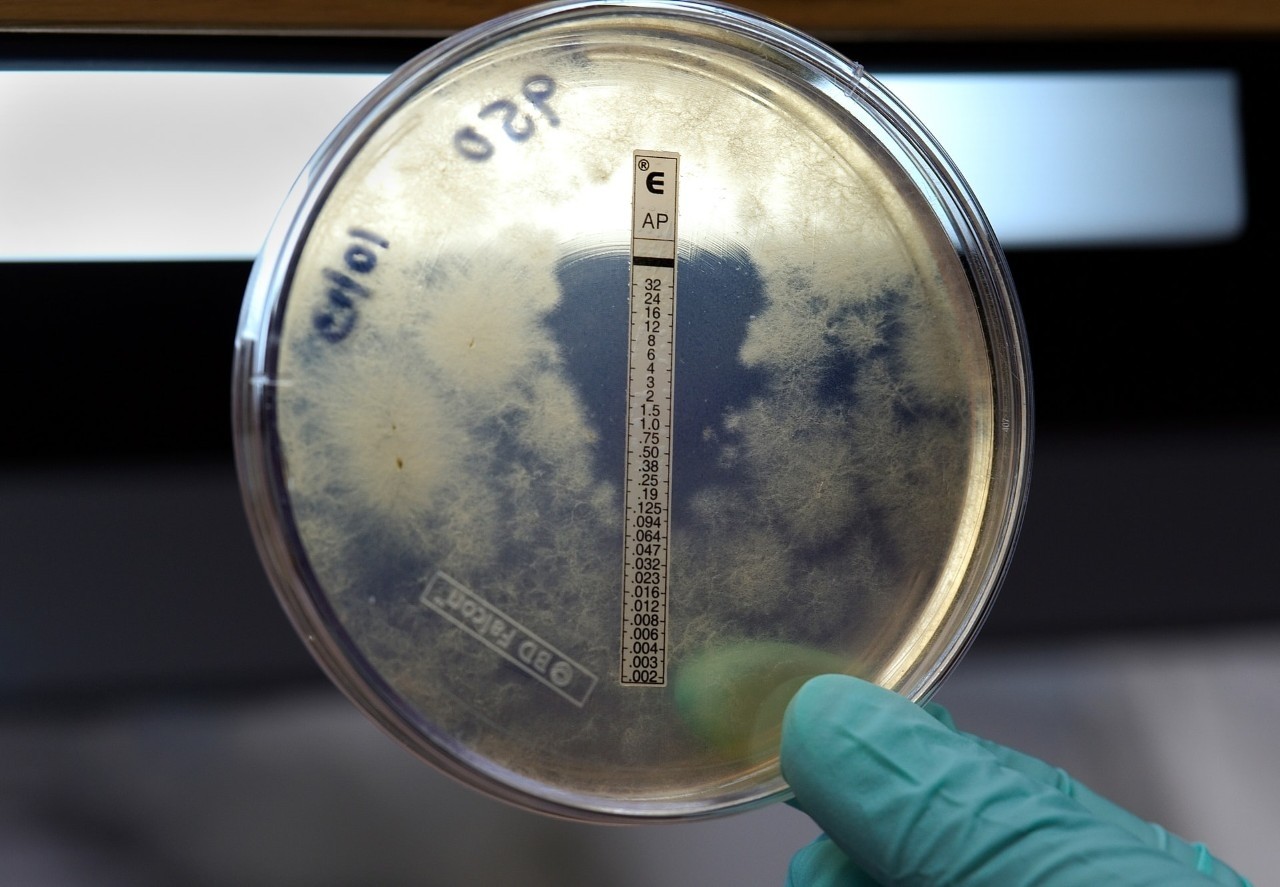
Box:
780 674 1252 887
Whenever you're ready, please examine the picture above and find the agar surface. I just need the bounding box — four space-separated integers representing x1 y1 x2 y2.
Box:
271 32 990 798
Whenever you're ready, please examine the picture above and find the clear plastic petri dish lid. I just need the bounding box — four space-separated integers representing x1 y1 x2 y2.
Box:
233 0 1032 823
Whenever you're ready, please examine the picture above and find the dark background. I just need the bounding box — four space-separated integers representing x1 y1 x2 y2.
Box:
2 32 1276 703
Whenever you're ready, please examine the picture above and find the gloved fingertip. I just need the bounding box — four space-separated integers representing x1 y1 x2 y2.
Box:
924 700 957 730
787 835 881 887
780 674 989 882
780 673 873 738
781 673 915 772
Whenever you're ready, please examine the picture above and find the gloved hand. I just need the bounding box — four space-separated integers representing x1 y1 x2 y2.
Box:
780 674 1253 887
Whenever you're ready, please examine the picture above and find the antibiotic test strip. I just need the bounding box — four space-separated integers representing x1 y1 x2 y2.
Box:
621 150 679 686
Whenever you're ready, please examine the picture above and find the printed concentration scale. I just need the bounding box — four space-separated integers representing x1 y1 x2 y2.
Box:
622 150 679 686
233 0 1032 821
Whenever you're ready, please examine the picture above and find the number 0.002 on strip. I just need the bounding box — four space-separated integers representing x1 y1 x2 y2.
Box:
621 151 679 687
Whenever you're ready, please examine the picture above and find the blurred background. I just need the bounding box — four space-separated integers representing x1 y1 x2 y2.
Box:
2 1 1277 883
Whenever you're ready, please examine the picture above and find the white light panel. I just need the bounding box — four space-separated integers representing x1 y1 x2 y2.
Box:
0 68 1245 261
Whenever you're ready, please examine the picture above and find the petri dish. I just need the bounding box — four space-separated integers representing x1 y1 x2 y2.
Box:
233 0 1032 822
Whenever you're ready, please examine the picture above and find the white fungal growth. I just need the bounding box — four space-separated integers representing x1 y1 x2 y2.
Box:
264 27 997 803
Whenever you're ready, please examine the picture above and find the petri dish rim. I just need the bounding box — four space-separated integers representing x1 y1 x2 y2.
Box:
233 0 1033 824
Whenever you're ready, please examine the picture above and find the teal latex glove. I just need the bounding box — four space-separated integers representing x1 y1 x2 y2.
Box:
780 674 1253 887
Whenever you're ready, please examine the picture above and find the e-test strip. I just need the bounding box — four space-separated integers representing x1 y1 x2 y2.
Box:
620 150 679 686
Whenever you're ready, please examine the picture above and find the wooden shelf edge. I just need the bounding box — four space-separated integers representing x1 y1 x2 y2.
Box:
4 1 1280 38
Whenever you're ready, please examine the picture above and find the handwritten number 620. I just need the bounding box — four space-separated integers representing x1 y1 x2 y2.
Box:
454 76 559 161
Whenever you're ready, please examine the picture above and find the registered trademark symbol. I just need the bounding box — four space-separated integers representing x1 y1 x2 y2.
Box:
637 158 650 171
